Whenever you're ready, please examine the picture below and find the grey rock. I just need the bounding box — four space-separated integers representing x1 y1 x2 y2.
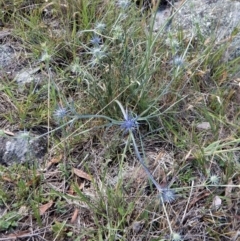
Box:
152 0 240 60
0 131 47 166
14 67 41 85
0 45 15 69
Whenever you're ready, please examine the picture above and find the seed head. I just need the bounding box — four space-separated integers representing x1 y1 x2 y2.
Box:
70 58 82 74
94 22 106 33
161 188 176 203
53 107 68 120
91 46 106 59
172 232 182 241
210 175 219 185
113 25 124 40
116 0 130 9
172 56 184 67
89 46 106 66
40 51 51 62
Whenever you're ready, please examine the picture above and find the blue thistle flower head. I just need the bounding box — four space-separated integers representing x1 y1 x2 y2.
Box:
90 35 101 46
89 45 107 66
209 174 219 185
161 188 176 203
53 106 68 120
90 46 106 59
120 113 139 133
172 55 184 67
117 0 131 9
172 232 182 241
94 22 106 33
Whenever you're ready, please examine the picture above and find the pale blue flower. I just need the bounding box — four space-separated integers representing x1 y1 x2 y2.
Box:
94 22 106 33
90 35 101 46
120 113 139 133
161 188 176 203
172 55 184 67
117 0 130 9
53 106 68 120
89 46 106 66
70 57 82 74
112 25 124 40
210 175 219 185
172 232 182 241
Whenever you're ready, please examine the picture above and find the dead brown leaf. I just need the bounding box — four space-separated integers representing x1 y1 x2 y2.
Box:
71 208 79 223
46 154 63 169
68 185 75 195
26 174 41 187
225 179 233 207
4 130 14 136
73 168 92 181
39 200 53 215
78 181 85 190
219 71 227 85
204 37 211 46
51 154 63 164
1 175 16 183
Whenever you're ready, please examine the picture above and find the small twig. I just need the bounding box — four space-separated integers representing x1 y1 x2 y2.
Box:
181 180 194 224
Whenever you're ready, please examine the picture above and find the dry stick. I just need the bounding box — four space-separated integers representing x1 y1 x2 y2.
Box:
181 180 194 224
0 232 43 240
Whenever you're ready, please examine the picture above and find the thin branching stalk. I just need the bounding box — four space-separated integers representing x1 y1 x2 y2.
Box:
129 131 174 236
129 131 163 194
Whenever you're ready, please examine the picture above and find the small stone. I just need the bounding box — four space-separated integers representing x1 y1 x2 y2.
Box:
0 131 47 166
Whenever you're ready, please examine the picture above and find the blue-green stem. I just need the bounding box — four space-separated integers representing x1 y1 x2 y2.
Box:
129 131 163 194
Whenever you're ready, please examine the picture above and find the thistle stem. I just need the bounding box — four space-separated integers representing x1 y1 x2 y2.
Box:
130 131 163 194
